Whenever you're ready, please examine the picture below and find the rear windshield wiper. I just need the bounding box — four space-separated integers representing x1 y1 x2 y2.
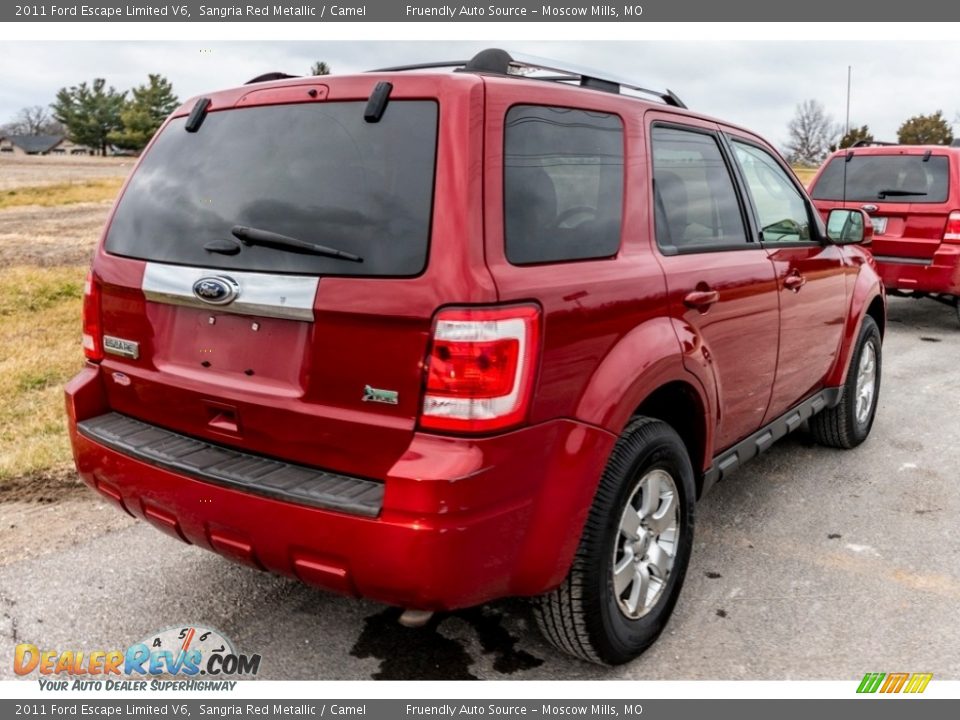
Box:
231 225 363 263
876 188 928 198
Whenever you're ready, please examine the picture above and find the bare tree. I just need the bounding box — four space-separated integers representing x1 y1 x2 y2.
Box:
2 105 64 136
785 99 839 166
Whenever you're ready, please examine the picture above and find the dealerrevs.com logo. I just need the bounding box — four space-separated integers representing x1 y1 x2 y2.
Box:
14 625 260 691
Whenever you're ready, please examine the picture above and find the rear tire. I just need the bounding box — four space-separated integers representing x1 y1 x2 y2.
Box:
810 315 881 449
533 417 695 665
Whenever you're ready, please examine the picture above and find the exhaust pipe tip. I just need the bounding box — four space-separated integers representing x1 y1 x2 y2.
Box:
397 609 434 628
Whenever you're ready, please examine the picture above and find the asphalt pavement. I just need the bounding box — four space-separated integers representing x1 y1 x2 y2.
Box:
1 296 958 681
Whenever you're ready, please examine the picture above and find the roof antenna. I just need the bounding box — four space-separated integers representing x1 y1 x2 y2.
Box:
185 98 212 133
843 147 854 209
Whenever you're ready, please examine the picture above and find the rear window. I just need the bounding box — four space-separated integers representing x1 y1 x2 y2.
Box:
504 105 624 264
811 154 950 204
106 100 438 276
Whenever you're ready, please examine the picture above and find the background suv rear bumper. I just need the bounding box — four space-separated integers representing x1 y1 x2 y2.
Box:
875 245 960 295
65 364 615 610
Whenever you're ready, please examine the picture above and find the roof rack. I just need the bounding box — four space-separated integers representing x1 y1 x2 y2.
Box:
850 140 898 148
370 48 686 108
245 72 299 85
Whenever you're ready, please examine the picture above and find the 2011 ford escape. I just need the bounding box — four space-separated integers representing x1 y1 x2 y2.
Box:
66 49 886 665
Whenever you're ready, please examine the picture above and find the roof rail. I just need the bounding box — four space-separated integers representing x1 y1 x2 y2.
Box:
850 139 898 148
245 72 299 85
370 48 686 108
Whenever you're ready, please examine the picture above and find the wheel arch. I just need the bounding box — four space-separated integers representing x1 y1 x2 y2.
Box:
631 381 710 499
574 317 716 478
827 274 886 387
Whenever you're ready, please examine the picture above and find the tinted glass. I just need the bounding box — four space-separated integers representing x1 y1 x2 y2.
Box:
811 154 950 204
732 141 812 244
651 126 747 251
105 101 438 276
504 105 623 264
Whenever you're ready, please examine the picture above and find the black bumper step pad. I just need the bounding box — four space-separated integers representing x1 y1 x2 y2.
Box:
77 412 383 517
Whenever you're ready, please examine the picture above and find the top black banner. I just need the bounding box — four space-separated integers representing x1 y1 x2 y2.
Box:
6 0 958 22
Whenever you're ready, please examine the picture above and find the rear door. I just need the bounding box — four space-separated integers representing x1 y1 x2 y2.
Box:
811 150 952 261
727 133 848 421
92 75 493 480
647 117 779 452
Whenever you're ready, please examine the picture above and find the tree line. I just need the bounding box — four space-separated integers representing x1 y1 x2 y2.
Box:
786 99 956 166
2 61 331 156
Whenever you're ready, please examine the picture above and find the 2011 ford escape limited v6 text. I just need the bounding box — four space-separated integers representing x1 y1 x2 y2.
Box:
66 49 886 664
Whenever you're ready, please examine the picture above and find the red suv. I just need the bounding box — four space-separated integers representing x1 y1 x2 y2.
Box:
66 49 885 665
810 142 960 323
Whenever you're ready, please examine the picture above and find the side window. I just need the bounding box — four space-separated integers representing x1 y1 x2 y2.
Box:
731 140 813 243
651 126 748 252
504 105 624 264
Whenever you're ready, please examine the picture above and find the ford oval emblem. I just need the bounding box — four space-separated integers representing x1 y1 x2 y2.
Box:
192 276 239 305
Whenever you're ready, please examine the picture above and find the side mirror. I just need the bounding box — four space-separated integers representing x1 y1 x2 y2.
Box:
826 208 874 246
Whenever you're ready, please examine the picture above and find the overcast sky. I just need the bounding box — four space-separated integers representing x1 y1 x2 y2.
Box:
1 41 958 150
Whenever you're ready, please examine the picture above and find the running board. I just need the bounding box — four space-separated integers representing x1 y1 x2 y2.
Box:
701 387 842 496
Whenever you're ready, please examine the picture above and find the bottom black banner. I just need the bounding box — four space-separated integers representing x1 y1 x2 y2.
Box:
2 699 957 719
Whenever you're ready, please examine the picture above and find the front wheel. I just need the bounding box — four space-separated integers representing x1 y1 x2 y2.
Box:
810 315 882 449
533 417 695 665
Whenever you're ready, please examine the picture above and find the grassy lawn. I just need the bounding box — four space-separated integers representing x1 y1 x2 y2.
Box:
0 179 124 210
0 266 86 481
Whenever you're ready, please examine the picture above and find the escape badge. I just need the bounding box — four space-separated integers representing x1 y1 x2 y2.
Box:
362 385 398 405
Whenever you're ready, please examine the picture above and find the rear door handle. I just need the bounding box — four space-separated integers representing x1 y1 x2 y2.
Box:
683 289 720 311
784 272 807 292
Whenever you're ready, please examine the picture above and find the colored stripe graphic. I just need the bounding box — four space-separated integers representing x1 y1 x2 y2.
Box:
880 673 909 693
857 673 885 693
904 673 933 694
857 672 932 694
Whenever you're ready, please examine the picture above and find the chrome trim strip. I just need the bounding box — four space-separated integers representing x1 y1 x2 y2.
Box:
142 263 318 321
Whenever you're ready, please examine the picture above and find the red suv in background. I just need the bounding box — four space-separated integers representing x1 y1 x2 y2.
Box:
810 142 960 324
66 49 885 665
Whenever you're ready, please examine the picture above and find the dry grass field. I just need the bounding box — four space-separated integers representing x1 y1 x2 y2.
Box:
0 156 131 490
792 166 818 187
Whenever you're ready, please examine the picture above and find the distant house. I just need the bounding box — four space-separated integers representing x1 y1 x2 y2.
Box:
0 134 94 156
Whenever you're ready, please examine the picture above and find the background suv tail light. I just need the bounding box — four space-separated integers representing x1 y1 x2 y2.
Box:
82 271 103 362
943 211 960 242
421 305 541 432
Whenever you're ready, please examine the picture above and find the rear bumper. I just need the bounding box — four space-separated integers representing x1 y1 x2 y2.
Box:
874 245 960 295
66 364 615 610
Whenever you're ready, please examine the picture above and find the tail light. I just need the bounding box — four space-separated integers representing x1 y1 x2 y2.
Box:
943 211 960 242
82 271 103 362
421 305 541 433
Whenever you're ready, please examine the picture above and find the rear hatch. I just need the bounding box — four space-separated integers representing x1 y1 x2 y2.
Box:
89 76 492 480
810 150 954 261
